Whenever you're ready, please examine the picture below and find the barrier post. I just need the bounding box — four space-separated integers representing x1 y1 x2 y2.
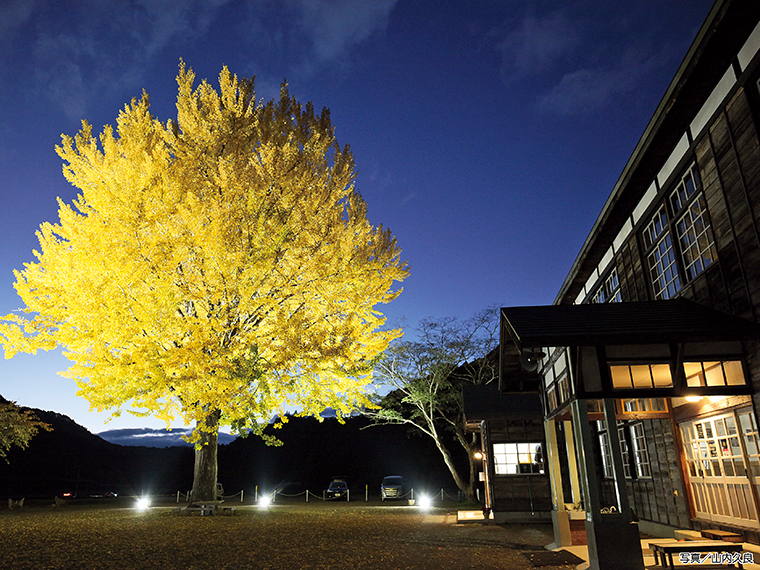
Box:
306 490 309 502
440 488 444 501
241 489 244 503
255 485 258 503
177 491 180 503
365 484 368 502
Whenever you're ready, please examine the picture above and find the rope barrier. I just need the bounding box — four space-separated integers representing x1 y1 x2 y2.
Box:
238 485 470 504
177 490 244 503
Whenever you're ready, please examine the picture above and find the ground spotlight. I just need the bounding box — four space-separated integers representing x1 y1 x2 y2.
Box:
135 497 151 511
417 495 432 509
258 495 271 508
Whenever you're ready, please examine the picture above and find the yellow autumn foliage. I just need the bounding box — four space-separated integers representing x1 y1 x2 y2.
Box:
0 62 408 437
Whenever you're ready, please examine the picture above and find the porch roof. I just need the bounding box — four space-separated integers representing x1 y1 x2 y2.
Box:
501 299 760 352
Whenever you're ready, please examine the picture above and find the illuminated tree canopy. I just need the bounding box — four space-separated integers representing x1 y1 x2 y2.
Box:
0 63 408 482
0 400 51 463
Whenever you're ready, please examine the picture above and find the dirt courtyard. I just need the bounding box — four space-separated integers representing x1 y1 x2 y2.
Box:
0 500 572 569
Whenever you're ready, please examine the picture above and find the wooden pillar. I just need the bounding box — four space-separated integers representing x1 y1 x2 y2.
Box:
570 398 602 523
544 419 564 510
480 420 494 512
545 418 572 547
603 398 632 519
563 419 583 506
572 398 644 570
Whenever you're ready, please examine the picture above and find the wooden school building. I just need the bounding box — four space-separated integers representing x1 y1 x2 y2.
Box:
464 0 760 567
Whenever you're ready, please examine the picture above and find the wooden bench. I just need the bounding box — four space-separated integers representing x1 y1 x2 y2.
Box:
673 529 702 541
648 540 745 569
702 529 744 542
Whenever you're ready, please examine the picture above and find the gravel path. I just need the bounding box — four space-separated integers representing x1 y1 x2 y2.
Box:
0 502 570 569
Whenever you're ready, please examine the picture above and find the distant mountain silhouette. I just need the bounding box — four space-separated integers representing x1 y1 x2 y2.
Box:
98 427 237 447
0 398 466 499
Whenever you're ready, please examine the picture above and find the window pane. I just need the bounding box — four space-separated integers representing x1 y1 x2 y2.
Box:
631 365 653 388
493 442 543 476
648 231 681 300
651 365 673 387
703 362 725 387
724 361 746 386
684 362 704 387
675 195 716 281
610 366 632 389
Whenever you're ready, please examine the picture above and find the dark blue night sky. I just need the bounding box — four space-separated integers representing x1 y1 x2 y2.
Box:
0 0 714 432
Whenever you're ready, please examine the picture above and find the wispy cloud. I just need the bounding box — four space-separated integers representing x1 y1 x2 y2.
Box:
491 4 682 116
400 191 416 207
497 10 579 78
537 47 667 115
0 0 36 47
292 0 397 63
6 0 397 120
16 0 232 120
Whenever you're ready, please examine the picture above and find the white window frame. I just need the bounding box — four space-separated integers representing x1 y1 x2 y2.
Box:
492 442 544 475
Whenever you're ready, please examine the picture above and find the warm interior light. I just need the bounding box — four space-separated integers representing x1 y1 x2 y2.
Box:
685 396 702 403
708 396 724 403
473 451 483 460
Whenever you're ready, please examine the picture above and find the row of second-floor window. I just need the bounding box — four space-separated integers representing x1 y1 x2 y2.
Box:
642 163 717 300
591 268 621 303
590 162 718 303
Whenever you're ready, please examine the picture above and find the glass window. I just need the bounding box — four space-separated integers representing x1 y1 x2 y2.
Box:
621 398 667 413
675 195 717 280
592 268 622 303
609 364 673 389
598 422 649 479
493 443 544 475
599 431 613 478
630 423 651 478
645 209 681 300
642 163 718 300
684 360 747 388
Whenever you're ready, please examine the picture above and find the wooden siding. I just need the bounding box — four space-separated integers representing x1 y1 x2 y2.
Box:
598 419 690 528
615 236 648 302
492 475 551 512
486 418 552 512
700 87 760 319
597 87 760 530
614 87 760 319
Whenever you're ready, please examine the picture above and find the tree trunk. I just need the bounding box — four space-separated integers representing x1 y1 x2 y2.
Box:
191 409 221 503
453 425 480 502
433 434 476 502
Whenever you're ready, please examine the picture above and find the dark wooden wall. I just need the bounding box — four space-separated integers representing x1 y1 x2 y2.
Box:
599 419 690 528
487 418 552 512
605 84 760 528
614 86 760 319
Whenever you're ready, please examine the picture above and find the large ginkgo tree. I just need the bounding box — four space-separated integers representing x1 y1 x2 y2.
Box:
0 63 408 501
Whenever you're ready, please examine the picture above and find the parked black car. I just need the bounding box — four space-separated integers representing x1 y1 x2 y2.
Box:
325 480 349 500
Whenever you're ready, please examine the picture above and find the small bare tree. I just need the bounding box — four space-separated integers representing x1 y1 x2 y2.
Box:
365 309 499 501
